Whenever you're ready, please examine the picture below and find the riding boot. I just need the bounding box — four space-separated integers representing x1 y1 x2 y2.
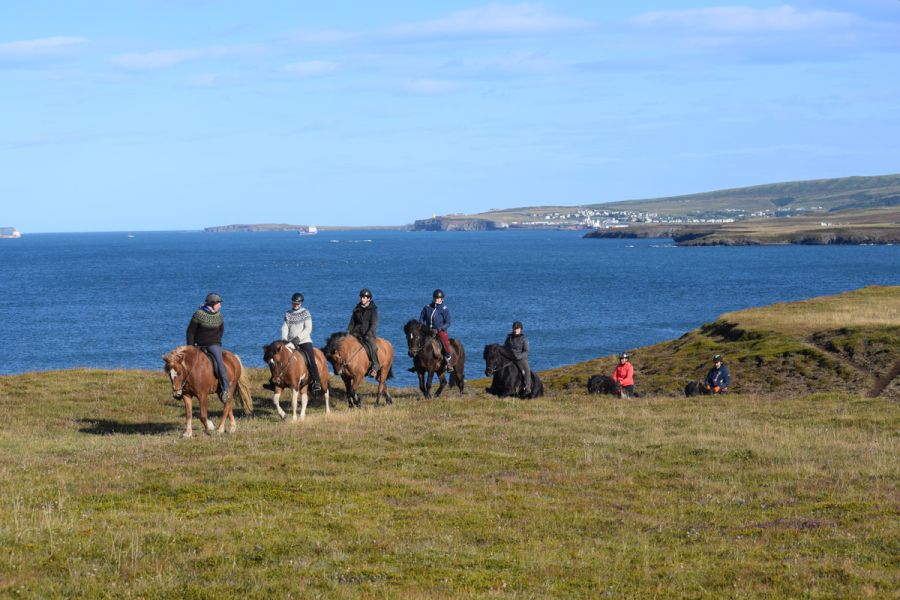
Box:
443 353 454 372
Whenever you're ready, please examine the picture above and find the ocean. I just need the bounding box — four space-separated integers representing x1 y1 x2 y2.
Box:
1 230 898 385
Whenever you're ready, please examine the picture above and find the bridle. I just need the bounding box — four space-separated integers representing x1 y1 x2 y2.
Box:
485 348 516 376
332 337 366 376
170 357 195 398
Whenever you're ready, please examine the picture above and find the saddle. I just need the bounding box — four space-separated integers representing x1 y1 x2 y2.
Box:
287 342 313 369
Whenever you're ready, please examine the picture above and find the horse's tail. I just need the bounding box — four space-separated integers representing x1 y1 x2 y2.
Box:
234 355 254 415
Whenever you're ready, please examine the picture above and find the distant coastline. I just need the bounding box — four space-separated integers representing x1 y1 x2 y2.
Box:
204 223 403 233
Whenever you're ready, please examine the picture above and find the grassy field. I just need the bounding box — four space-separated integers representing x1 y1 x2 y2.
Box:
0 370 897 598
1 288 898 598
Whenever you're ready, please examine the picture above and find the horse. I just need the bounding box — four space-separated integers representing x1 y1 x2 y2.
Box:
402 320 465 399
685 381 713 397
262 340 331 421
162 345 254 437
587 374 619 396
482 343 544 399
323 332 394 408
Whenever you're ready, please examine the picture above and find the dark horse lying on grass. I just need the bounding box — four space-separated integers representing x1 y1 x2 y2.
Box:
587 374 639 399
403 320 465 399
323 332 394 408
684 381 713 397
483 344 544 399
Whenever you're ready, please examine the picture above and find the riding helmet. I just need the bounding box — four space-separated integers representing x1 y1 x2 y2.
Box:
432 289 444 299
359 288 372 298
713 354 722 362
512 320 523 330
205 292 222 305
619 352 630 359
291 292 304 304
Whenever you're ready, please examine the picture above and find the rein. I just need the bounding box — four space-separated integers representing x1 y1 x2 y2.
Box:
486 351 517 376
270 345 298 385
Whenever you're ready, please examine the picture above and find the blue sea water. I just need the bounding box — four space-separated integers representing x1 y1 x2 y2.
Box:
0 230 898 386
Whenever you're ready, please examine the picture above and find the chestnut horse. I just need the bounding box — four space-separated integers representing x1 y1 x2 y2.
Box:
403 320 465 398
262 340 331 421
162 346 253 437
323 332 394 408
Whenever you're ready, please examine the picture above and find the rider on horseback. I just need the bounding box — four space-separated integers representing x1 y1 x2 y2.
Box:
186 292 229 402
419 289 453 372
705 354 731 394
504 320 531 396
348 288 380 377
275 292 322 393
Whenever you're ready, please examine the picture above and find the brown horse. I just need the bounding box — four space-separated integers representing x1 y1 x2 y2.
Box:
162 345 254 437
403 320 465 398
323 332 394 408
262 340 331 421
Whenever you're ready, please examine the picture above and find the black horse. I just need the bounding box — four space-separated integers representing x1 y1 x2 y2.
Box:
587 374 618 396
684 381 712 397
403 320 466 399
483 344 544 398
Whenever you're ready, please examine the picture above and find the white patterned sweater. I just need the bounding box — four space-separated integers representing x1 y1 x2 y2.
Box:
281 308 312 345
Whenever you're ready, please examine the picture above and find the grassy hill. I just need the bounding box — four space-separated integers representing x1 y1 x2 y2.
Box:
1 287 898 597
474 174 900 221
544 286 900 398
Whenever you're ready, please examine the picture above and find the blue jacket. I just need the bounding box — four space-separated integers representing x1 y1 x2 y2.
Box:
706 364 731 389
420 302 451 331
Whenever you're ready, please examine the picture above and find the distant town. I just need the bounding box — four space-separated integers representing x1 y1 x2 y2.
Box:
506 206 824 229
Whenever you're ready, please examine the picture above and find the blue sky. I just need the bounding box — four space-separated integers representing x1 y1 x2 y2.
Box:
2 1 899 232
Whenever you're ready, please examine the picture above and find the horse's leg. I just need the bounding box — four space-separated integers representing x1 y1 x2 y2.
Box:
272 388 287 420
298 387 309 421
217 388 233 434
290 388 300 421
182 396 193 438
354 373 367 407
435 371 448 397
417 370 427 399
324 388 331 414
199 393 215 434
377 372 392 406
342 375 355 409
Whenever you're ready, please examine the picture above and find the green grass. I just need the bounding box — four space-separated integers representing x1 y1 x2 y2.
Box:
0 367 898 598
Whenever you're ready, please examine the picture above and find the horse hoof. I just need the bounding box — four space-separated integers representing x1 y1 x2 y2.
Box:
291 416 299 423
182 431 193 438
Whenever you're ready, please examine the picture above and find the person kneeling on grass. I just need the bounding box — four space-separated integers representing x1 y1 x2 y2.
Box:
705 354 731 394
613 352 635 399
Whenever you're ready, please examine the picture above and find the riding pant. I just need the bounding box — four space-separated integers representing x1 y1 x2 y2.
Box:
436 330 452 356
205 344 230 396
294 342 321 385
516 358 531 392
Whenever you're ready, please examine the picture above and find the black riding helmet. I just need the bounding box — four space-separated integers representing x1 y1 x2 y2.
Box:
619 352 630 360
512 320 523 330
713 354 722 363
359 288 372 298
432 289 444 299
205 292 222 306
291 292 304 304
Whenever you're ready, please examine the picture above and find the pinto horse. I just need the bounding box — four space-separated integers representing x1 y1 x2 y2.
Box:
403 320 465 399
483 344 544 399
262 340 331 421
162 345 253 437
323 332 394 408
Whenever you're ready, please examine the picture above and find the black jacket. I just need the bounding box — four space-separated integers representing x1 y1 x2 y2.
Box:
504 333 529 360
348 301 378 338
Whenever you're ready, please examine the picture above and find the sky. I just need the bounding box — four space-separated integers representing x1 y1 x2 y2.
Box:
2 1 899 232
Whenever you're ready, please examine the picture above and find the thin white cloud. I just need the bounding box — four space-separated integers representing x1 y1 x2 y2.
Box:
633 5 859 33
0 36 88 62
402 79 460 95
283 60 339 77
386 3 589 39
111 44 260 70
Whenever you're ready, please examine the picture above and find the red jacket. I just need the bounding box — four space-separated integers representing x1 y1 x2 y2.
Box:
613 362 634 386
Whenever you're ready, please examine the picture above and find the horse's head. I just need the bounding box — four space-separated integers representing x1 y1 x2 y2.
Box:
263 340 292 385
403 320 426 358
162 348 191 399
324 332 350 376
483 344 502 377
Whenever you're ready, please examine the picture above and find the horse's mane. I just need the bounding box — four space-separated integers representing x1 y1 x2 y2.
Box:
324 331 351 356
263 339 288 361
163 345 194 365
484 343 516 362
403 319 423 334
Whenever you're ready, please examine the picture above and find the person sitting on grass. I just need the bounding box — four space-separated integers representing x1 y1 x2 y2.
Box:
613 352 635 399
705 355 731 394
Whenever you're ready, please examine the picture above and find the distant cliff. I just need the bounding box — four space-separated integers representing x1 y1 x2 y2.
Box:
412 217 503 231
205 223 309 233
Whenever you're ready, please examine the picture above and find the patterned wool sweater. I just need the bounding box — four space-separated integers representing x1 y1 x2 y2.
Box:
186 307 224 347
281 308 312 345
